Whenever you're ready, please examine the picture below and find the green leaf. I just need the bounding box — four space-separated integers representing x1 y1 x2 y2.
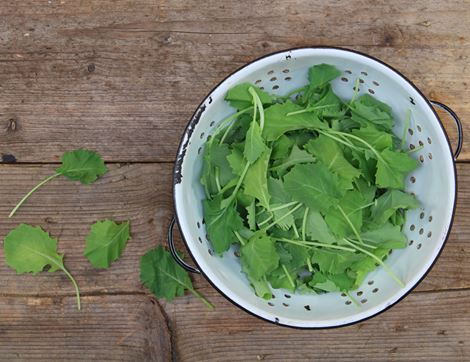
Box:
350 248 390 289
267 177 291 204
271 135 294 160
243 149 271 209
140 245 213 309
361 223 407 249
240 232 280 280
371 190 419 225
305 210 336 244
225 83 273 109
271 144 316 175
246 200 256 230
305 135 360 186
248 275 272 300
308 64 342 89
376 149 419 189
263 101 327 141
351 124 393 152
4 224 81 310
244 120 266 164
57 149 108 184
226 145 247 176
311 248 362 275
203 195 244 254
324 190 366 239
350 94 394 131
284 163 343 213
84 220 131 269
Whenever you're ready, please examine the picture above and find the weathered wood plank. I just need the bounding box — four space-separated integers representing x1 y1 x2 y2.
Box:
170 288 470 361
0 294 172 362
0 163 468 298
0 1 468 162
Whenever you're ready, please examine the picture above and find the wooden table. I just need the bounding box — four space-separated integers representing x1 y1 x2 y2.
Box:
0 1 468 361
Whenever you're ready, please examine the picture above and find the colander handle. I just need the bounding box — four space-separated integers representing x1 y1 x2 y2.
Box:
430 100 463 159
167 217 201 274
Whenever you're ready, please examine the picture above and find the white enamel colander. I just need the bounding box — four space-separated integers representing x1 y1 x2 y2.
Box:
169 47 462 328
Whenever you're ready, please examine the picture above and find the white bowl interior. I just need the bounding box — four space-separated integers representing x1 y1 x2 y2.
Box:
174 48 456 328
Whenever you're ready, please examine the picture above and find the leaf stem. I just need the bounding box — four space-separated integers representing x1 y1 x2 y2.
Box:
302 207 309 241
342 239 404 287
345 237 377 250
345 291 360 307
265 203 303 230
279 238 356 252
217 106 254 144
317 130 360 151
62 266 82 310
407 145 424 154
282 264 296 289
234 231 246 246
286 104 336 116
187 287 214 310
337 205 365 245
350 78 361 104
9 172 63 218
248 87 265 130
214 168 222 193
292 223 300 239
306 257 313 272
401 109 411 150
276 85 308 100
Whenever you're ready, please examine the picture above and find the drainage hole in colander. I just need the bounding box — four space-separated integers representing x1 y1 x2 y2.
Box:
198 237 203 243
275 317 279 323
255 79 262 84
341 292 347 297
282 303 289 307
197 221 200 229
428 152 433 160
234 251 240 258
285 76 292 81
200 132 205 139
345 300 352 305
388 250 393 255
409 144 416 150
408 128 414 136
427 137 432 144
410 224 415 231
259 86 265 90
282 68 290 73
418 140 424 147
410 176 416 183
268 302 274 307
267 70 274 75
209 120 215 127
368 280 374 285
272 85 279 90
372 288 379 293
420 212 425 219
427 231 432 238
353 85 360 92
208 248 213 256
409 239 414 246
417 125 422 132
361 71 368 76
359 78 365 84
373 80 380 86
270 76 277 82
356 291 363 296
304 305 311 311
205 233 209 240
410 192 415 197
417 243 422 250
361 299 368 304
341 77 349 82
198 147 202 155
368 88 375 94
271 294 275 299
284 294 291 299
419 228 424 235
419 155 424 163
345 69 352 74
429 215 433 222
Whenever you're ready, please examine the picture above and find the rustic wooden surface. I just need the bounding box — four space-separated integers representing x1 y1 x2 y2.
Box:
0 1 468 361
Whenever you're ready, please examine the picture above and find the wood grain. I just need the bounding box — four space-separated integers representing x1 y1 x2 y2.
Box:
0 163 468 298
0 294 172 362
171 289 470 361
0 1 468 163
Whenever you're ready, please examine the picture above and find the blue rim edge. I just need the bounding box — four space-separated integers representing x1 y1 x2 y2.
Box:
171 46 459 330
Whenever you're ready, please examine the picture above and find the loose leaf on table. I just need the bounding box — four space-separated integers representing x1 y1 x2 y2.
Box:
203 195 244 254
225 83 273 110
3 224 81 310
262 101 327 141
284 163 343 213
240 232 280 281
140 245 213 310
375 149 419 189
371 189 420 225
243 149 271 209
9 148 108 217
84 219 131 269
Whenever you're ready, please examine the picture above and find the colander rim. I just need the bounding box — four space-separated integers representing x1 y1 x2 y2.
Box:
171 46 458 329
